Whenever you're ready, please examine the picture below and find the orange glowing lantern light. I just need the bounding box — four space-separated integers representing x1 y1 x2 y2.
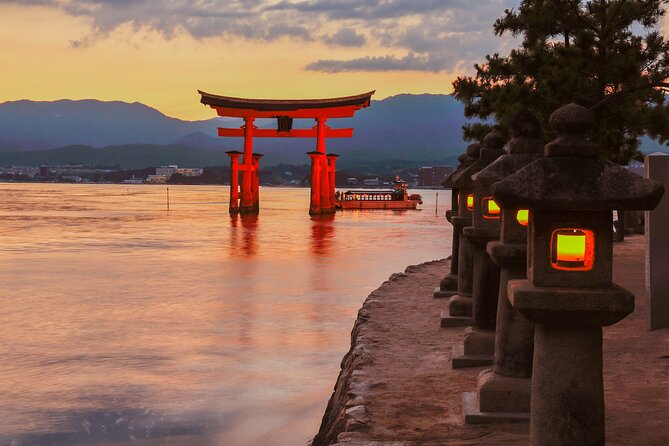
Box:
516 209 529 226
550 229 595 270
466 194 474 210
482 197 501 219
487 198 500 215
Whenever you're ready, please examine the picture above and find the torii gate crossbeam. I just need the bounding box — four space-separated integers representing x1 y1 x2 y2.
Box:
198 90 374 215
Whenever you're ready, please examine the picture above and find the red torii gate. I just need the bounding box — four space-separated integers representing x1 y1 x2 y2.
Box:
198 90 374 215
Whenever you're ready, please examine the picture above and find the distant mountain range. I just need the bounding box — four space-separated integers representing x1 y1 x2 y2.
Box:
0 95 472 168
0 95 666 169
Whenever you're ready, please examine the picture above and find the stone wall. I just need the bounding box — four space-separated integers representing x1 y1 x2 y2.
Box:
310 280 392 446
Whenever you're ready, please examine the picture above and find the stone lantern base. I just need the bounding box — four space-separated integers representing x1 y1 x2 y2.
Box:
441 216 475 327
452 226 499 368
462 369 530 423
440 308 473 328
433 279 458 298
462 240 534 423
509 279 634 446
435 209 460 298
452 328 494 368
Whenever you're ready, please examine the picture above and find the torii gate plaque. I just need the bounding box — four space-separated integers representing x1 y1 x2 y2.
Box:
199 90 374 215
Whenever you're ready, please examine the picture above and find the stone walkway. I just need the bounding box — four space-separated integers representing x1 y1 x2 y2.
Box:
315 234 669 446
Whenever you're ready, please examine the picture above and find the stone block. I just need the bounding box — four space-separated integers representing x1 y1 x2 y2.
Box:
440 309 472 328
477 369 531 413
508 280 634 327
452 344 493 369
463 327 495 357
433 286 457 299
462 392 529 425
645 153 669 330
448 294 472 316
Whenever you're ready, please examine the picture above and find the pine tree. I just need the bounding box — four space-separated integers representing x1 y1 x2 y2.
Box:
453 0 669 163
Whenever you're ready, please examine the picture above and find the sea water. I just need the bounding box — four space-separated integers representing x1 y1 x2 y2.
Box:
0 184 452 446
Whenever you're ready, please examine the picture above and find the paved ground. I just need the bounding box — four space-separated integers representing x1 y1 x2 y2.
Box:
328 234 669 446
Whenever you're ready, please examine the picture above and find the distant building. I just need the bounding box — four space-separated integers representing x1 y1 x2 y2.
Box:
50 164 118 176
156 165 178 177
418 166 453 187
346 177 359 185
40 166 50 177
176 167 204 177
147 175 169 184
123 177 144 184
154 166 203 179
363 178 380 186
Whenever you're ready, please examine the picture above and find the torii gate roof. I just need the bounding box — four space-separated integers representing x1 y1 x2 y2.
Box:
198 90 375 118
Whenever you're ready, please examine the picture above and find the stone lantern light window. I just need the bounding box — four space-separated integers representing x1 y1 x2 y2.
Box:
466 194 474 210
516 209 529 226
482 196 501 219
551 228 595 270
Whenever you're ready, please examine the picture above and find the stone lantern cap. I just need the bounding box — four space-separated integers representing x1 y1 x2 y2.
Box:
473 109 544 190
491 104 664 211
452 132 505 190
442 143 480 188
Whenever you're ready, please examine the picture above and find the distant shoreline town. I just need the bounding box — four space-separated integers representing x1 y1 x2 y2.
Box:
0 163 455 189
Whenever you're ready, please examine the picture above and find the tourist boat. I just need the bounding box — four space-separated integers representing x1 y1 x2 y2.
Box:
335 178 422 210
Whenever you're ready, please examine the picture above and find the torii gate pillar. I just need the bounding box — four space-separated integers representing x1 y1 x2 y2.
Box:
307 152 322 215
311 117 335 215
225 150 242 213
239 117 256 214
251 153 263 213
327 154 339 211
225 121 262 215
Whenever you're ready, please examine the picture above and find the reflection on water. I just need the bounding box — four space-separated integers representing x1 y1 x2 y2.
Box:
310 215 335 256
230 213 260 258
0 184 451 446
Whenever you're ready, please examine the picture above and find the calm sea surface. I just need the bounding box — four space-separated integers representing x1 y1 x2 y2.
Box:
0 184 452 446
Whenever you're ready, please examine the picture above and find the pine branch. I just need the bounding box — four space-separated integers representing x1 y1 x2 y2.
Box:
565 0 600 34
591 81 669 110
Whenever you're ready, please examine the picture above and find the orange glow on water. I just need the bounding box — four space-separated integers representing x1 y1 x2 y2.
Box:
0 183 450 445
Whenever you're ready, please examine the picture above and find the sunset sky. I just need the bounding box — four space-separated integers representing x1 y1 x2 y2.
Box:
1 1 667 120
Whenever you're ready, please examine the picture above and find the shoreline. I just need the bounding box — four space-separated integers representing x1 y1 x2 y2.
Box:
312 234 669 446
311 259 443 446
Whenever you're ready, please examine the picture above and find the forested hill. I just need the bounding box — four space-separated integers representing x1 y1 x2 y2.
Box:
0 95 665 168
0 94 470 166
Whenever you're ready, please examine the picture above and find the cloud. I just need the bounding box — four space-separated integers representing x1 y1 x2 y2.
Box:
305 31 499 73
4 0 521 72
267 0 472 20
307 53 433 72
322 27 366 47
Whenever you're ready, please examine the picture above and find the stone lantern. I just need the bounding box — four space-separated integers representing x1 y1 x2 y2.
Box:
434 149 477 299
440 143 482 327
463 109 543 422
451 131 505 368
491 104 664 446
